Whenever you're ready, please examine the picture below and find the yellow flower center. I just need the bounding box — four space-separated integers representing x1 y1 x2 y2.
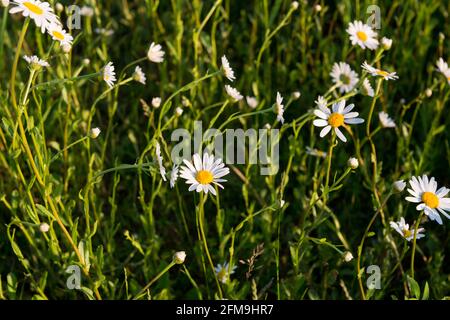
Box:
196 170 213 185
328 113 344 128
339 74 351 85
52 31 65 41
356 31 368 42
376 70 389 77
24 2 43 15
422 192 439 209
402 228 412 238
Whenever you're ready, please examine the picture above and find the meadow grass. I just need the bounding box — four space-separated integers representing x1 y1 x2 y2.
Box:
0 0 449 300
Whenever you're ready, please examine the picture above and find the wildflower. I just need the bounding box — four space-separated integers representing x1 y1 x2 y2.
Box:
393 180 406 193
9 0 59 33
361 61 399 80
179 153 229 196
347 157 359 169
312 100 364 143
215 262 237 284
346 20 379 50
381 37 392 50
378 111 396 128
82 58 90 66
390 217 425 241
292 91 301 99
425 88 432 97
315 95 327 109
94 28 114 36
273 91 284 124
436 57 450 85
406 175 450 225
2 0 10 7
173 251 186 264
221 55 235 82
155 142 167 182
330 62 359 93
305 146 327 158
80 5 94 17
225 85 243 101
343 251 353 262
169 164 179 188
39 222 49 233
133 66 146 84
47 23 73 46
361 78 374 97
152 97 161 108
54 2 62 13
102 62 116 88
23 55 49 68
175 107 183 116
90 127 101 139
291 1 299 10
147 42 165 63
314 4 322 12
246 96 258 109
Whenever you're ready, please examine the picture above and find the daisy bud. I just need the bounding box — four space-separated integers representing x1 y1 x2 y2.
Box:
62 43 72 53
175 107 183 117
1 0 9 7
264 123 271 130
80 6 94 17
39 223 50 233
314 4 322 12
82 58 90 66
181 96 191 108
381 37 392 50
55 3 64 13
439 32 445 40
292 91 301 99
280 199 286 207
173 251 186 264
393 180 406 193
347 157 359 169
425 88 432 97
152 97 162 108
90 127 101 139
343 251 354 262
291 1 299 10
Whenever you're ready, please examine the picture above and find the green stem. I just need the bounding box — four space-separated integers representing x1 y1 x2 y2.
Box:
134 261 176 299
410 211 424 279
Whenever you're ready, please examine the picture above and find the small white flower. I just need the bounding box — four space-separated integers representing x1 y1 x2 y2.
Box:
246 96 258 109
9 0 59 33
2 0 10 7
361 78 374 97
94 28 114 36
152 97 161 108
170 164 179 188
175 107 183 116
221 55 235 82
54 2 63 13
173 251 186 264
39 222 49 233
436 57 450 85
225 85 243 101
133 66 146 84
273 91 285 124
312 100 364 143
90 127 101 139
280 199 286 207
179 153 230 196
102 62 116 88
264 123 271 130
147 42 165 63
343 251 353 262
292 91 301 99
155 142 167 182
346 20 379 50
390 217 425 241
47 23 73 46
80 5 94 17
315 95 327 109
381 37 392 50
362 61 399 80
305 146 327 158
82 58 90 66
291 1 299 10
23 55 49 68
314 4 322 12
378 111 396 128
425 88 432 97
347 157 359 169
215 262 237 284
393 180 406 193
330 62 359 93
405 175 450 225
61 43 71 53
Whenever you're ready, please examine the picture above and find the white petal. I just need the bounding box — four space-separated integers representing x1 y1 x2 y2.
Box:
319 125 332 138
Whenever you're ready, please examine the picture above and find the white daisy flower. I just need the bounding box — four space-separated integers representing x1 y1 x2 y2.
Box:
155 142 167 182
169 164 179 188
273 92 285 124
361 78 374 97
346 20 379 50
305 146 327 158
221 55 235 82
406 175 450 225
361 61 399 80
246 96 258 109
23 54 49 68
436 58 450 85
312 99 364 143
315 95 327 109
214 262 237 284
152 97 161 108
102 62 116 88
179 153 230 196
225 85 243 101
378 111 396 128
381 37 392 50
9 0 59 33
147 42 165 63
330 62 359 93
393 180 407 193
47 23 73 46
133 66 146 84
390 217 425 241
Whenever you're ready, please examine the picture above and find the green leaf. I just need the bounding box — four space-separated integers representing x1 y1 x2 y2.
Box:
407 276 420 299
